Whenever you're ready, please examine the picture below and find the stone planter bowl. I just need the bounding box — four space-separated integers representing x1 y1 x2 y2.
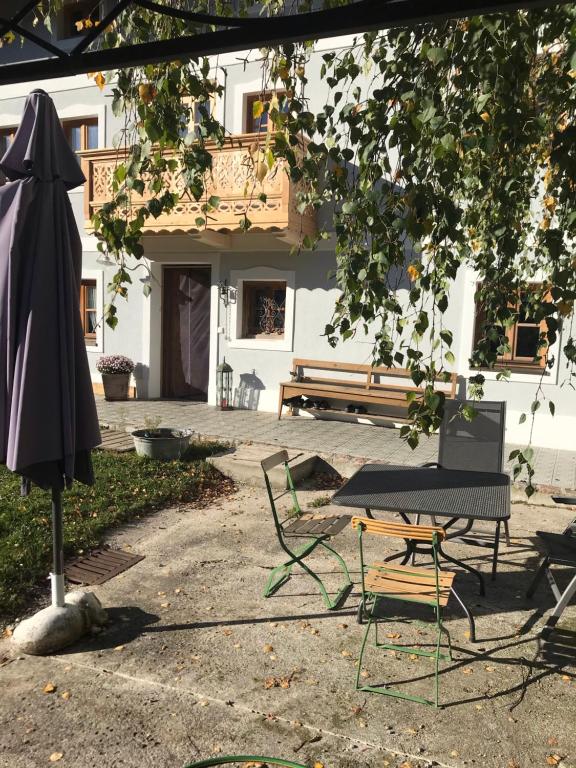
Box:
131 428 192 461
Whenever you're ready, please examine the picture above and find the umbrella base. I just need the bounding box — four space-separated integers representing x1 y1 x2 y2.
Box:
12 591 107 656
51 572 65 608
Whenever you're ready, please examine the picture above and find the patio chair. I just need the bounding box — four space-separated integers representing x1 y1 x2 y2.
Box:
261 450 352 610
185 758 307 767
421 399 510 579
352 516 475 707
526 530 576 638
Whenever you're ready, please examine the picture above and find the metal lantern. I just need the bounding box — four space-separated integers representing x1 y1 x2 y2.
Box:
216 358 233 410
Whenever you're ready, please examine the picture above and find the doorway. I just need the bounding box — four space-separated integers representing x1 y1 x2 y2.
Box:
162 265 211 400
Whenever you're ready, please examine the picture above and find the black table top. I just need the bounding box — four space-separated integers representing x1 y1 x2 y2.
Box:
332 464 510 521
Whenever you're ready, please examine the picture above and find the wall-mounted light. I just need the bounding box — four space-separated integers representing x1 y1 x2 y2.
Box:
218 280 236 307
96 252 115 266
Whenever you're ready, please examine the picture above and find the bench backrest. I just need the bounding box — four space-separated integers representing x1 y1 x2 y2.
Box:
291 358 456 395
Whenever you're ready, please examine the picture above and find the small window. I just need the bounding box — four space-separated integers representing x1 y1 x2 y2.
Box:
80 279 97 345
0 127 16 156
244 91 288 133
58 0 101 39
63 118 98 152
242 281 286 339
472 287 549 371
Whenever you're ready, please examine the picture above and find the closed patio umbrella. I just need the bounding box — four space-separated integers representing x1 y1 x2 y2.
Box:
0 89 101 611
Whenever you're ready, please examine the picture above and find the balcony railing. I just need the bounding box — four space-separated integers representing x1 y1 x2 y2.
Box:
80 134 316 241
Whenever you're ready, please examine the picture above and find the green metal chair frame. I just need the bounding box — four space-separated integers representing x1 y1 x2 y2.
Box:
261 450 352 610
353 516 454 707
185 757 308 767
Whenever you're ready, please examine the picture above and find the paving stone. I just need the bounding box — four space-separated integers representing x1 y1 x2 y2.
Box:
96 398 576 490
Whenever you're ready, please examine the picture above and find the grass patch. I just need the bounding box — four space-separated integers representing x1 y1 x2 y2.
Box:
308 495 332 508
0 441 231 621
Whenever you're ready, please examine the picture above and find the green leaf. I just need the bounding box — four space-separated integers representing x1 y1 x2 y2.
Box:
427 47 448 64
519 413 527 424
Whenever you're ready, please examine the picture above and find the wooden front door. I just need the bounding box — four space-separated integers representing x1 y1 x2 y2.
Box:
162 266 211 400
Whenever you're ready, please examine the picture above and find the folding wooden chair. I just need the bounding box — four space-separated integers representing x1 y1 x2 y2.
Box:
352 516 475 707
185 758 307 767
261 450 352 610
526 530 576 638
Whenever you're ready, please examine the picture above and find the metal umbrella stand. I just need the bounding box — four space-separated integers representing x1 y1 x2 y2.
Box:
0 90 103 651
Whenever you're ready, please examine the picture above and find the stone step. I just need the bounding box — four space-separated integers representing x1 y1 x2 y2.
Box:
208 444 318 489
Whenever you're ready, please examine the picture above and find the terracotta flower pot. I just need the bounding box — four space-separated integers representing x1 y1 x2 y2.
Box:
101 373 130 401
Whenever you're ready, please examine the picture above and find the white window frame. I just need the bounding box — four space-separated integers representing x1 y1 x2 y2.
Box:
81 268 104 353
229 267 295 352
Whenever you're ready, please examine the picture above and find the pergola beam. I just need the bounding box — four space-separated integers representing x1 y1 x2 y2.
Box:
0 0 570 85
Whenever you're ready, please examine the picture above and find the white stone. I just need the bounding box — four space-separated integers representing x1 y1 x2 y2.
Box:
12 591 107 656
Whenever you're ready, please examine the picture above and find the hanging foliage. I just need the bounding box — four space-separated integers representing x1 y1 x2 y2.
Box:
36 2 576 491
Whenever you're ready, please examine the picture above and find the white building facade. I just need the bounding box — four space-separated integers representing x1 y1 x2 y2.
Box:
0 36 574 450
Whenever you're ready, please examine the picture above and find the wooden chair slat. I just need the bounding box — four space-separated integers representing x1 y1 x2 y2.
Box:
351 516 446 542
260 450 289 472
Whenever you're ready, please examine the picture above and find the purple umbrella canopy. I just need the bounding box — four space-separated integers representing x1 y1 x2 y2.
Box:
0 89 101 491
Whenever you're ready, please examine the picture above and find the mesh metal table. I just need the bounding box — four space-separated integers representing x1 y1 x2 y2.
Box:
332 464 511 594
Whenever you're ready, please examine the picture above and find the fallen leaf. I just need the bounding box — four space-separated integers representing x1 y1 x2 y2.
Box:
61 692 70 701
485 665 495 672
561 675 571 682
548 738 559 747
114 645 125 652
450 751 459 758
160 602 170 608
399 763 413 768
157 591 166 596
222 629 233 636
386 632 401 639
360 670 370 679
338 623 348 629
341 650 352 657
310 628 320 635
546 756 562 766
409 654 418 661
462 668 473 674
49 753 63 762
198 700 209 707
263 644 274 653
174 588 182 594
313 763 325 768
43 682 57 694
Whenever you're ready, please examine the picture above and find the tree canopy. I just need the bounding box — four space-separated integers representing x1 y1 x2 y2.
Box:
30 1 576 491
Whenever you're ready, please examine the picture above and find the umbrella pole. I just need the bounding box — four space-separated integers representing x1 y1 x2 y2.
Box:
50 487 65 608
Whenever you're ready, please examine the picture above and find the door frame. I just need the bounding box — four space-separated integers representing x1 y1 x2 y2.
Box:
159 262 214 400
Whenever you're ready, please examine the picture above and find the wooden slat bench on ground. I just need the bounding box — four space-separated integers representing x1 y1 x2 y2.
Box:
278 358 457 425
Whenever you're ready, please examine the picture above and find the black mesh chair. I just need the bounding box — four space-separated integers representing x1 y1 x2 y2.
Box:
527 522 576 638
421 400 510 578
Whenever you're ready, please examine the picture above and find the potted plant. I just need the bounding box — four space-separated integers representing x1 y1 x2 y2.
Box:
96 355 135 401
132 416 192 461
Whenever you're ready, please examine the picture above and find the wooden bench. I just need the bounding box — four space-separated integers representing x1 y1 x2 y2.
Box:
278 359 457 423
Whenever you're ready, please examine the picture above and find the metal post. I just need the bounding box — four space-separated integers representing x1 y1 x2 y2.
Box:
50 487 65 608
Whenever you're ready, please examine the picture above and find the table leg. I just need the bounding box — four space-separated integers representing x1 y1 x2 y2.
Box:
365 508 374 520
491 521 501 581
438 542 486 596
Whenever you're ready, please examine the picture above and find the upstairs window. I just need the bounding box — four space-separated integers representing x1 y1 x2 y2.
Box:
0 127 16 156
64 118 98 152
472 288 549 371
244 91 288 133
241 281 286 339
80 279 97 345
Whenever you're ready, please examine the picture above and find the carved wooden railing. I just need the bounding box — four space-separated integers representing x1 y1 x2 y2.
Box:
79 133 316 240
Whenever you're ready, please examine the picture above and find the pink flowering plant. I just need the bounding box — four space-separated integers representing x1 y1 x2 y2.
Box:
96 355 134 375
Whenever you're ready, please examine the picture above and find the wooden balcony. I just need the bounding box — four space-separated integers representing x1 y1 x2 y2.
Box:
80 134 316 243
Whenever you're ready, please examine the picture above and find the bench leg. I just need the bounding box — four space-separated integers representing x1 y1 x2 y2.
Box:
278 386 284 420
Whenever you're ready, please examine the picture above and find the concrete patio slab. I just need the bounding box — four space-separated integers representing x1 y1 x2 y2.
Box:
95 399 576 491
1 484 575 768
